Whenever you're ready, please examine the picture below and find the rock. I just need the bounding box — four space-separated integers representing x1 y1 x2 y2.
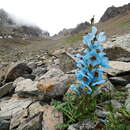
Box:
125 98 130 112
59 52 76 73
42 106 63 130
15 79 38 93
17 113 43 130
109 77 129 86
125 84 130 90
92 77 115 98
0 75 4 87
28 102 49 117
104 46 130 61
0 97 32 120
37 74 74 99
14 78 40 99
0 120 10 130
10 109 28 129
4 63 33 83
111 100 122 109
68 119 95 130
105 61 130 76
0 82 13 98
39 68 64 80
13 77 25 87
33 67 48 78
52 49 65 56
95 109 110 118
125 84 130 112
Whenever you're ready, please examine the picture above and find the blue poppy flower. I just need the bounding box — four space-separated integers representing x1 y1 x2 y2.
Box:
70 84 80 95
89 41 104 51
84 50 101 67
92 26 97 34
75 53 83 58
100 56 111 68
92 80 106 86
96 32 106 43
91 68 104 81
76 60 86 68
83 32 94 44
70 26 110 95
83 85 92 94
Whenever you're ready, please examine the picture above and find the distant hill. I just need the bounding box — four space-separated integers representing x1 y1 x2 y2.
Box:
0 9 50 39
100 3 130 22
56 21 90 39
0 9 15 25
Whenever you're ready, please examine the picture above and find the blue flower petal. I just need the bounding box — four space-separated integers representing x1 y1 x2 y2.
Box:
70 84 80 95
97 32 106 43
92 26 97 34
92 80 106 86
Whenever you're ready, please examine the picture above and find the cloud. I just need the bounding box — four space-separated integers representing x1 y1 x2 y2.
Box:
0 0 129 35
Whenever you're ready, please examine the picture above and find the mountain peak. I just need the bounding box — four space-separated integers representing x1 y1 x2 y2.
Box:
100 3 130 22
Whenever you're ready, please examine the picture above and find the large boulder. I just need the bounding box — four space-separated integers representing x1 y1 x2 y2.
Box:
37 74 74 99
4 63 34 83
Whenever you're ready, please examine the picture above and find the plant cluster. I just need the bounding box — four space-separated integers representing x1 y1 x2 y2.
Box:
51 26 130 129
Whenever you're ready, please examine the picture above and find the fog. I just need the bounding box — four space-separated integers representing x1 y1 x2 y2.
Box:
0 0 129 35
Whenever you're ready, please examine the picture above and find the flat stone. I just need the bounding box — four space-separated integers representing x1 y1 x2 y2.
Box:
0 97 32 120
104 46 130 61
0 82 13 98
105 61 130 76
15 79 38 93
39 68 64 80
95 109 110 118
111 100 122 109
109 77 129 86
10 109 28 129
42 106 63 130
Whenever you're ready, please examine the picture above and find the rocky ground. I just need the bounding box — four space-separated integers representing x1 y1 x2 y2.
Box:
0 33 130 130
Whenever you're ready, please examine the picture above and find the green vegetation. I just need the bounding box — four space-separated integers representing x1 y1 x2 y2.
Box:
105 106 130 130
118 20 130 27
61 32 83 44
51 93 97 129
51 86 130 129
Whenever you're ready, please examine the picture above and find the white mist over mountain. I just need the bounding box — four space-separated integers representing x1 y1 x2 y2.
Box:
0 0 129 35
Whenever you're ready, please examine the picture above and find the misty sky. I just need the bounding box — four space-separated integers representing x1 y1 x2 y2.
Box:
0 0 129 35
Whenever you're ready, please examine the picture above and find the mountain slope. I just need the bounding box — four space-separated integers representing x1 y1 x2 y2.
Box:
100 3 130 22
